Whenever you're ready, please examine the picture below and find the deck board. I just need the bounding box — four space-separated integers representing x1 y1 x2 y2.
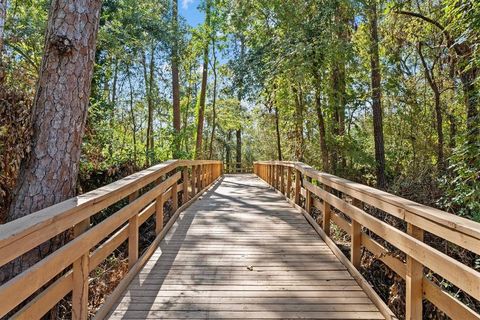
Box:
107 174 385 319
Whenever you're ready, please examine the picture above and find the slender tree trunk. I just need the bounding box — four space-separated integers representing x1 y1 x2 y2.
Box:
0 0 7 82
315 88 329 171
274 104 282 161
208 39 217 160
109 58 119 158
418 43 444 170
143 47 155 166
129 70 138 164
368 0 387 189
3 0 102 281
236 129 241 171
293 85 304 161
225 130 231 173
171 0 181 157
194 0 210 159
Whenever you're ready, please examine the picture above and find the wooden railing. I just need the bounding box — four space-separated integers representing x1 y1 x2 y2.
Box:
254 161 480 320
0 160 223 319
223 161 252 174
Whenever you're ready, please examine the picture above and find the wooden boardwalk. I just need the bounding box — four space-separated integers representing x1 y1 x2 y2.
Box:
107 174 385 319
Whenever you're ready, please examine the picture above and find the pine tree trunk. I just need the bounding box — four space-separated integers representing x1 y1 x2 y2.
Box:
171 0 181 157
368 0 387 189
4 0 102 280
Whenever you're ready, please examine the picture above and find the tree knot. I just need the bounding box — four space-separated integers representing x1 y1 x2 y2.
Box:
50 35 74 54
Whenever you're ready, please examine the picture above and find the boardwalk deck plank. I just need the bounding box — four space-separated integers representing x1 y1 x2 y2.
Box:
107 174 385 320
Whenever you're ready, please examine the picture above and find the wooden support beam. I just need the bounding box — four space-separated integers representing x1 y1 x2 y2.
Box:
305 177 312 214
286 167 292 199
280 166 285 194
72 218 90 320
294 169 301 205
322 186 331 236
182 168 189 204
351 199 363 268
406 223 424 320
128 214 139 269
172 182 178 213
155 195 163 235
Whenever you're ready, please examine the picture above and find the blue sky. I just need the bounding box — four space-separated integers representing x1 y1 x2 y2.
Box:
179 0 205 27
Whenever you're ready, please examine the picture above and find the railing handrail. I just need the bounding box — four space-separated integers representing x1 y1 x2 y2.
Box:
254 161 480 320
0 159 223 319
254 160 480 242
0 160 220 264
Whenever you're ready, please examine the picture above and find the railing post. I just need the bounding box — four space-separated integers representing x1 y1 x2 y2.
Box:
351 199 363 268
128 191 139 269
280 166 285 194
305 176 312 214
406 222 424 320
72 218 90 320
172 181 178 212
322 186 331 236
294 169 301 205
286 167 292 199
128 214 139 269
182 168 189 204
155 194 164 235
191 165 196 197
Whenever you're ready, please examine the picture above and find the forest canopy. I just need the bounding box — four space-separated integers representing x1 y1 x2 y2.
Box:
0 0 479 223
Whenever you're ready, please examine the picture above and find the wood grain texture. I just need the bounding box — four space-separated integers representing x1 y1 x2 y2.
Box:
105 175 385 320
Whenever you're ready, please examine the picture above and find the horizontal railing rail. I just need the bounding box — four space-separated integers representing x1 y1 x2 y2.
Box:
254 161 480 320
0 160 223 319
223 161 253 174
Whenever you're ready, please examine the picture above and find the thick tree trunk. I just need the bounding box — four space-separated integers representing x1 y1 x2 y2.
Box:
171 0 181 157
315 88 329 171
4 0 102 280
368 0 387 189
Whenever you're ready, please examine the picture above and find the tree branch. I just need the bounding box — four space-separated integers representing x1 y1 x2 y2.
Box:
395 10 463 56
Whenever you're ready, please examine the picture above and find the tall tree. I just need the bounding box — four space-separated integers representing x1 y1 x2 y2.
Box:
171 0 181 157
5 0 102 275
194 0 211 159
368 0 387 189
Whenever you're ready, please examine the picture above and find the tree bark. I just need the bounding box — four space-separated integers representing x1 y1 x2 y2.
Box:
143 47 155 166
4 0 102 280
208 38 217 160
236 129 242 171
225 130 231 173
171 0 181 157
194 0 210 159
368 0 387 189
315 88 329 171
274 104 282 161
293 85 304 161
